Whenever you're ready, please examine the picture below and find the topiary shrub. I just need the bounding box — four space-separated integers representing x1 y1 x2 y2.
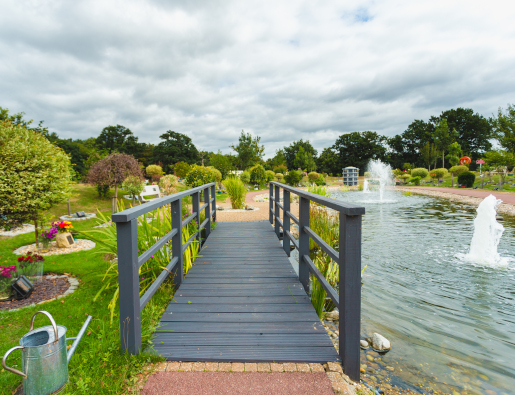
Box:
308 172 320 183
411 168 429 179
275 173 284 181
401 174 411 184
430 168 447 181
449 165 468 176
249 164 267 185
409 176 421 186
284 170 302 186
458 171 476 188
223 177 247 209
146 164 164 177
239 171 250 184
184 165 216 187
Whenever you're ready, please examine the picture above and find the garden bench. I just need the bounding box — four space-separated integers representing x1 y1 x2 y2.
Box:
123 185 162 203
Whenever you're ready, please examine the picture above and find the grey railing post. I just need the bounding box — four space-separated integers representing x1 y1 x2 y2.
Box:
171 199 183 287
283 190 290 256
211 184 216 222
298 196 310 292
274 185 280 238
339 213 362 381
269 183 274 225
192 191 200 250
204 187 211 238
116 219 141 354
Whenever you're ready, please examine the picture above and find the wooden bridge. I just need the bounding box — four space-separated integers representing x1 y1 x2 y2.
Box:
112 182 365 380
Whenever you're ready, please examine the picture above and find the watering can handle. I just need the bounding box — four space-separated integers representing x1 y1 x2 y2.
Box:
29 311 59 342
2 346 27 378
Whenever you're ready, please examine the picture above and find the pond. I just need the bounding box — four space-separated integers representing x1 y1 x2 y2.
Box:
331 190 515 395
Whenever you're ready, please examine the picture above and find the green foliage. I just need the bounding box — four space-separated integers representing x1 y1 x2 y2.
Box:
433 119 458 167
239 171 250 184
159 174 179 195
430 168 447 180
153 131 199 169
223 178 247 209
293 146 317 172
420 142 439 170
273 164 288 174
316 147 339 176
208 167 222 185
0 121 73 228
121 175 145 203
275 173 284 181
308 172 320 182
411 168 429 178
283 140 317 171
172 161 191 178
284 170 302 186
209 150 233 179
265 170 275 183
184 165 216 187
458 171 476 187
401 174 411 183
449 165 468 176
333 131 388 173
96 185 110 198
314 174 326 186
402 163 414 170
308 185 328 198
230 130 265 170
409 176 421 185
146 164 163 176
492 104 515 152
249 164 267 185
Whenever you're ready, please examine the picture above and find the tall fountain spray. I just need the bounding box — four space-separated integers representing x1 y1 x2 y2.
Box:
463 195 507 266
365 160 394 202
363 179 370 193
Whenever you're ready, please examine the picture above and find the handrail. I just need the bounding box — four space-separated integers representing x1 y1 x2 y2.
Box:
115 182 216 355
269 181 364 381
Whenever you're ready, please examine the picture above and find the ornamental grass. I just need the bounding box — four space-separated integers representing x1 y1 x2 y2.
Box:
223 177 247 209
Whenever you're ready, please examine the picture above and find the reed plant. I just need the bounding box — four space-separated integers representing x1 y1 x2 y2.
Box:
310 254 339 318
223 177 247 209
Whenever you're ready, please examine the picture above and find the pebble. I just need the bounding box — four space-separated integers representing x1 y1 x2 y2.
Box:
360 340 369 349
366 355 374 362
386 366 394 371
370 333 391 351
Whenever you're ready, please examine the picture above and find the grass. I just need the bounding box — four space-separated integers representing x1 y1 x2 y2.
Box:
0 184 185 394
400 172 515 192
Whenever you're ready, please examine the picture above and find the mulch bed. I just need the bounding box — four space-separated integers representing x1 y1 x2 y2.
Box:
0 276 70 310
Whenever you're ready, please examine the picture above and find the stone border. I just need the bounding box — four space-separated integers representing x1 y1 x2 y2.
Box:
59 213 97 221
133 361 372 395
13 239 96 256
5 274 80 312
0 224 35 237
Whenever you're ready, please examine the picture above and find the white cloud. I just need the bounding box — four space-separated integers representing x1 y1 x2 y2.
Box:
1 0 514 157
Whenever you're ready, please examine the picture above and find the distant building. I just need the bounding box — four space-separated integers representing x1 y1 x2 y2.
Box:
228 170 244 176
342 166 359 186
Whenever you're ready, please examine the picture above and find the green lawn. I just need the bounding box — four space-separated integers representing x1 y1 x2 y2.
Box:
0 185 173 394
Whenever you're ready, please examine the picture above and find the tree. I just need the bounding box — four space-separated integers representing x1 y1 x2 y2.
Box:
53 138 94 180
420 142 439 171
172 161 191 178
230 131 264 170
483 150 515 189
316 148 339 176
249 164 267 185
210 151 233 180
198 150 213 167
433 119 458 168
284 170 302 186
283 140 317 171
153 131 200 169
491 104 515 152
86 153 144 200
146 165 164 177
388 120 434 169
0 106 51 138
96 125 134 154
273 164 288 174
0 121 73 245
446 142 462 186
332 132 388 175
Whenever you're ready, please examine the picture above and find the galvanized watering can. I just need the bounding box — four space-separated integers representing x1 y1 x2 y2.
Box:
2 311 92 395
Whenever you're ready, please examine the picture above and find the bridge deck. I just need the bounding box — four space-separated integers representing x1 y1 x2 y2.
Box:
153 221 340 363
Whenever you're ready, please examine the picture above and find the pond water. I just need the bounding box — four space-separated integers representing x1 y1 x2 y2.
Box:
331 190 515 395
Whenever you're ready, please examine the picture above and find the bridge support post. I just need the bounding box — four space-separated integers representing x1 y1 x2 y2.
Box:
274 185 280 238
171 198 183 288
192 191 200 250
339 213 362 382
116 219 141 354
269 183 273 225
283 190 290 257
204 187 211 238
298 196 310 292
211 184 216 222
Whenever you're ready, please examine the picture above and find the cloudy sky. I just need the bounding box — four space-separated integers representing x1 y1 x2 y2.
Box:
1 0 514 158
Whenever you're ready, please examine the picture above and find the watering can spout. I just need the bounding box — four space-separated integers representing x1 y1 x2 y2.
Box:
67 315 92 363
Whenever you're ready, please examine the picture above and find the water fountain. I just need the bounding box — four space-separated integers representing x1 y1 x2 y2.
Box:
363 179 370 193
462 194 508 267
363 160 394 202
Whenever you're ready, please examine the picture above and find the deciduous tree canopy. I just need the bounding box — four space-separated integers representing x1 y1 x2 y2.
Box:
153 131 200 169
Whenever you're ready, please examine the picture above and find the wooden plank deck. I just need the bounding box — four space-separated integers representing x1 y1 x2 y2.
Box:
153 221 340 363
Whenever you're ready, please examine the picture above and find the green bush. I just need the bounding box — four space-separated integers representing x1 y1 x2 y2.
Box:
308 172 320 182
239 171 250 184
401 174 411 183
265 170 275 183
409 176 421 185
458 171 476 187
171 161 191 178
146 164 163 176
223 177 247 209
249 164 267 185
449 165 469 176
314 174 326 186
273 164 288 174
284 170 302 186
208 167 222 186
159 174 179 195
122 175 145 203
275 173 284 181
184 165 216 187
411 168 429 178
430 168 447 180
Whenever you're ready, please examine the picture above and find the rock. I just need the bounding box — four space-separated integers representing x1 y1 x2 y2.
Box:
56 232 75 248
325 310 339 320
360 367 365 373
366 355 374 362
360 340 369 350
386 366 394 371
370 333 391 352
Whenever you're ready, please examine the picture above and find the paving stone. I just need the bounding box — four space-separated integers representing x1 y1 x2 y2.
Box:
326 372 344 383
231 363 245 372
296 363 310 373
166 362 180 372
309 363 326 373
327 362 343 373
270 363 284 372
332 381 352 395
179 362 193 371
154 362 167 371
218 362 232 372
244 363 258 372
257 363 271 372
283 363 297 372
192 362 205 371
204 362 219 372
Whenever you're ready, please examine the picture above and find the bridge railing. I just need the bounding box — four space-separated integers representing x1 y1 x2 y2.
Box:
112 182 216 354
269 181 365 381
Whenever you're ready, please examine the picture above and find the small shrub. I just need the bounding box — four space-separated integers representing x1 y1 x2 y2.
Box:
273 164 288 174
146 164 163 177
249 164 267 185
239 171 251 184
172 161 191 178
449 165 468 176
265 170 275 183
184 165 216 187
96 184 110 198
308 172 320 182
208 167 222 187
409 176 421 185
401 174 411 184
458 171 475 187
275 173 284 181
284 170 302 186
430 168 447 180
159 174 179 195
411 168 429 179
122 175 145 202
223 178 247 209
314 174 326 186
